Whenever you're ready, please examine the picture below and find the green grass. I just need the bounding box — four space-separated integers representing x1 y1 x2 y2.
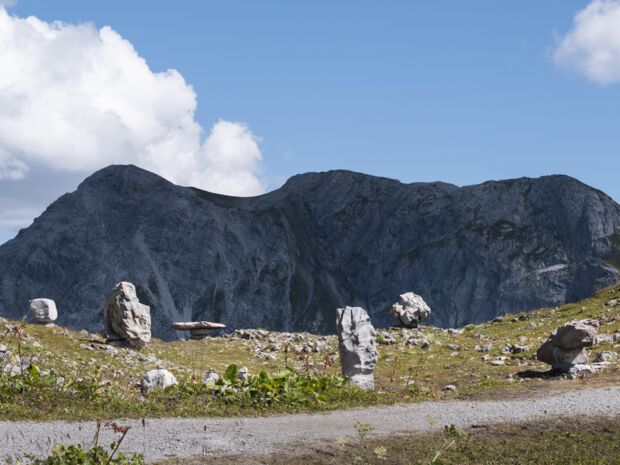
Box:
1 284 619 421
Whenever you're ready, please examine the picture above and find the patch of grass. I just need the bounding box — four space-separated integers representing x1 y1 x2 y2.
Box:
160 416 620 465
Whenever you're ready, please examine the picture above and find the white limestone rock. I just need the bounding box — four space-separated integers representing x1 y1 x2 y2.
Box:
103 282 151 348
29 298 57 325
141 369 177 393
336 306 378 390
390 292 431 328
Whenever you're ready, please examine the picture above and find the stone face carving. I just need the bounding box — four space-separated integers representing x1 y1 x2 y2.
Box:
103 282 151 348
29 298 57 325
390 292 431 328
336 306 378 390
536 319 599 372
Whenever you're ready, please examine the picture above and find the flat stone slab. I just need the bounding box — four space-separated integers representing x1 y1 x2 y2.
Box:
171 321 226 331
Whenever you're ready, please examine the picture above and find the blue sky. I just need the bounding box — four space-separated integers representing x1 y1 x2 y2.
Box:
1 1 619 244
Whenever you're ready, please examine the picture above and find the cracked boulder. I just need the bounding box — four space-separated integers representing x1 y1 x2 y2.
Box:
103 282 151 348
390 292 431 328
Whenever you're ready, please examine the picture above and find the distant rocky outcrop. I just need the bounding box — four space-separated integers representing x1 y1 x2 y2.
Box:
0 165 619 339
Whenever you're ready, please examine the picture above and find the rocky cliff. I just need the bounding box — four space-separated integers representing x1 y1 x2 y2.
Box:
1 165 619 338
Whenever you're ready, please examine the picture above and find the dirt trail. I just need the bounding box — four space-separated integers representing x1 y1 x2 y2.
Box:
2 385 619 462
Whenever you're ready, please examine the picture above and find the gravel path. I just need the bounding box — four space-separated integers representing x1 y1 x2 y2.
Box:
2 386 620 462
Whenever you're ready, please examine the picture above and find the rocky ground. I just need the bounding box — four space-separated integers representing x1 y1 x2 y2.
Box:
1 286 620 423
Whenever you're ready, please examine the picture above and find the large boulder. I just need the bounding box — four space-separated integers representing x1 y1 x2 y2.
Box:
336 306 378 390
390 292 431 328
141 369 177 393
536 319 599 372
103 282 151 348
29 298 57 325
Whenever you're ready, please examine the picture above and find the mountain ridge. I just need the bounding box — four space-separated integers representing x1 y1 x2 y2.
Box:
1 164 619 338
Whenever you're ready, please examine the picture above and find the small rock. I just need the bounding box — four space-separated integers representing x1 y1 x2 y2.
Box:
141 369 177 393
447 344 460 351
442 384 457 392
594 351 617 362
203 369 219 385
237 366 250 382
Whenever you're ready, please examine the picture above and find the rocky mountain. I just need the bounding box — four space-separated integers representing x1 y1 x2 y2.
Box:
1 165 619 339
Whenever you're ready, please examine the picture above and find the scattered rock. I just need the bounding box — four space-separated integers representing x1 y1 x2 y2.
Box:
595 351 617 363
475 344 492 352
447 344 460 351
29 298 57 325
390 292 431 328
103 282 151 349
237 366 250 382
442 384 457 392
336 306 378 390
141 369 177 393
203 369 219 385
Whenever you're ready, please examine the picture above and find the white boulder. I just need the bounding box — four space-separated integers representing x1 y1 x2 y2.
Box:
141 369 177 393
390 292 431 328
336 306 378 390
29 298 57 325
103 282 151 348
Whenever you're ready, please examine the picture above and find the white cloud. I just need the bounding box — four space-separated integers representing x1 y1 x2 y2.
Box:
554 0 620 84
0 9 265 195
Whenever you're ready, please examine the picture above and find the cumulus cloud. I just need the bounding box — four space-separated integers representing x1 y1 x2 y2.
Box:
0 9 265 195
554 0 620 84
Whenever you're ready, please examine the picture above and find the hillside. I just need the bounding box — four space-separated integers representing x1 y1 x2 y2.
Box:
0 165 619 338
1 284 619 421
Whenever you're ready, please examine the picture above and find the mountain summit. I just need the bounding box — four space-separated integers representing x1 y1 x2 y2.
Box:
1 165 619 338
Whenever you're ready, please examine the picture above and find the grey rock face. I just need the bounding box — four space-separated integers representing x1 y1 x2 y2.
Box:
0 165 619 339
141 369 177 393
103 282 151 348
29 298 57 325
390 292 431 328
336 306 378 390
536 319 599 372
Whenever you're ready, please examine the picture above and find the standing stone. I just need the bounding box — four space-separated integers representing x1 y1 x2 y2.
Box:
536 319 599 372
29 299 57 325
390 292 431 328
103 282 151 348
336 306 378 390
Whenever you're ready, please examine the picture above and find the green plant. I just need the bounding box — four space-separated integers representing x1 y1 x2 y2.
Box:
429 424 465 464
27 422 143 465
